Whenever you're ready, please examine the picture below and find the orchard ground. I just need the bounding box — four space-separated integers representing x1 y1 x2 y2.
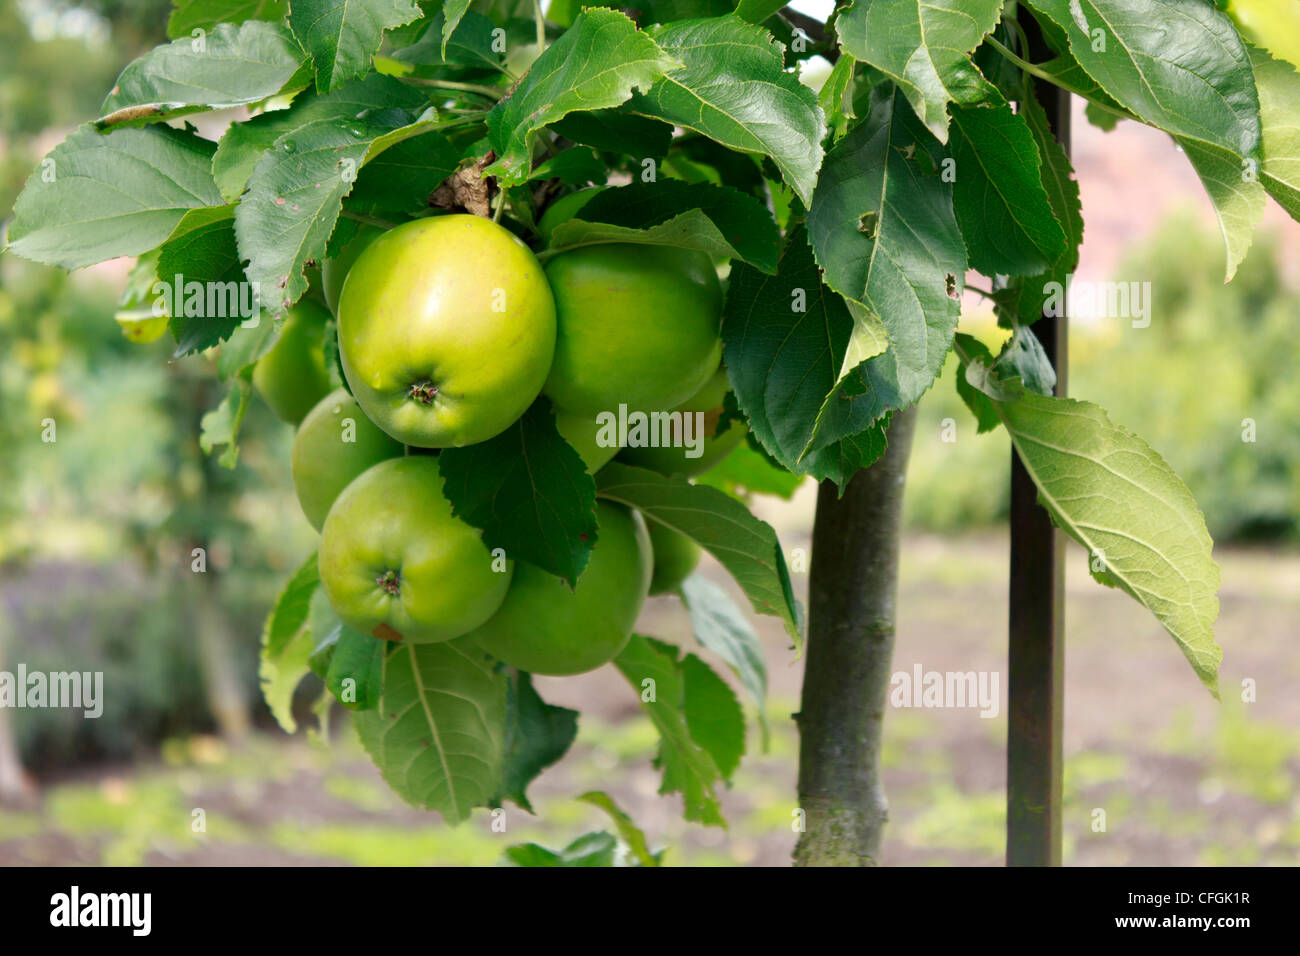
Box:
2 528 1295 867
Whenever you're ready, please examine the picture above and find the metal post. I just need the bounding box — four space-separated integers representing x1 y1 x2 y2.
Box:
1006 10 1069 867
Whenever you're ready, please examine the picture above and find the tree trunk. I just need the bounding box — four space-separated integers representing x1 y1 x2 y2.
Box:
793 405 918 866
184 568 252 744
0 605 37 806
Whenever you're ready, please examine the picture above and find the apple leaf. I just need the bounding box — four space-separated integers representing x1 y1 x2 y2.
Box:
288 0 422 93
153 205 253 355
439 0 473 58
629 14 825 205
354 639 508 823
167 0 288 38
806 84 965 445
550 108 674 159
198 372 254 468
949 102 1067 277
835 0 1003 143
1026 0 1263 278
577 791 662 866
722 227 891 485
322 624 385 711
233 75 437 316
679 573 769 748
680 651 745 779
387 9 503 74
1249 44 1300 222
497 671 579 813
6 124 222 270
346 130 461 215
596 463 800 641
548 180 780 273
958 344 1222 697
99 21 308 128
258 553 320 733
504 832 618 866
439 400 599 588
485 8 677 185
613 635 726 826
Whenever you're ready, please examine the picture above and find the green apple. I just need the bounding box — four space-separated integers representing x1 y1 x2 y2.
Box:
647 521 701 595
292 387 404 531
472 501 652 675
538 187 606 245
252 299 333 424
321 222 383 317
337 215 556 448
617 365 748 477
554 406 620 472
542 244 723 416
319 456 511 643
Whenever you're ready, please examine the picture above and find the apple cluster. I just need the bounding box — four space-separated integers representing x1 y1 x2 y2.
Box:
252 204 747 676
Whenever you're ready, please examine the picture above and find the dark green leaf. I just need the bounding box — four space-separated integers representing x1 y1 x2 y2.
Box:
167 0 288 38
153 205 252 355
498 671 579 813
551 108 674 159
324 625 385 710
347 130 461 214
439 400 599 587
949 102 1067 277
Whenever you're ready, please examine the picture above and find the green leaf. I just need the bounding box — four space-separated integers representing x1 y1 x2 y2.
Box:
806 85 965 441
960 348 1222 697
211 107 303 201
386 9 503 74
439 0 474 57
354 639 508 822
630 14 825 205
258 553 320 733
167 0 288 38
153 205 252 355
949 102 1067 277
1001 87 1084 326
550 108 674 159
952 333 1000 433
836 0 1003 142
679 573 769 747
485 9 677 185
499 671 579 813
721 228 889 485
99 21 307 127
288 0 422 93
199 373 254 467
233 75 435 315
347 130 461 215
1177 136 1266 280
597 463 800 641
1027 0 1263 278
681 652 745 779
577 791 662 866
613 635 725 826
548 180 780 273
505 832 618 866
818 51 858 141
696 436 804 499
526 147 606 186
439 400 598 587
6 124 222 270
1249 44 1300 221
733 0 787 24
323 625 385 710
